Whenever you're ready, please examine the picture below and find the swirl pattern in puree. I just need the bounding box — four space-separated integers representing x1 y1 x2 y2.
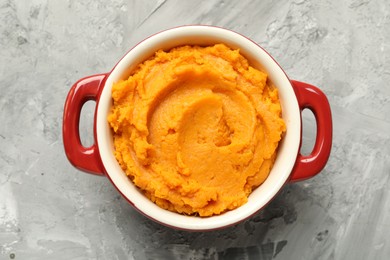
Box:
108 44 286 217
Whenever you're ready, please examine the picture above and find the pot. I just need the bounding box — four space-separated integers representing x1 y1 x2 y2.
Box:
63 25 332 231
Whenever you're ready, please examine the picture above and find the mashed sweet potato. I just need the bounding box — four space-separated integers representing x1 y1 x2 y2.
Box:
108 44 285 217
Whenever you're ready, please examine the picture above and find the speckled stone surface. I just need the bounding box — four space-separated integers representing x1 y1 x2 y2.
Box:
1 0 390 259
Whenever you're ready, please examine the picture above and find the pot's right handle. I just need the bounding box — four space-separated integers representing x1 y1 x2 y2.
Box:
289 80 333 182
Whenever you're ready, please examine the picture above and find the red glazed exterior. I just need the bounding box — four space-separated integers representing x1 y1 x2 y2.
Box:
63 78 333 179
62 25 332 230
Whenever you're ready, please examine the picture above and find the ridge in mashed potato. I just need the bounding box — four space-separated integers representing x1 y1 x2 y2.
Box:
108 44 286 217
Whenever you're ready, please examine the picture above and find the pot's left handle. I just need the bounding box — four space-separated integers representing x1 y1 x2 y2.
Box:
63 74 108 175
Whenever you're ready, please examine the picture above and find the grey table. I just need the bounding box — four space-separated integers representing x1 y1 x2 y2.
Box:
1 0 389 259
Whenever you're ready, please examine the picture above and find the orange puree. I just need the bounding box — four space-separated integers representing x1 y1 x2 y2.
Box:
108 44 286 217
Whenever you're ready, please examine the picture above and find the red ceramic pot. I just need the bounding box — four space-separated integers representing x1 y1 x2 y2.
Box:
63 26 332 231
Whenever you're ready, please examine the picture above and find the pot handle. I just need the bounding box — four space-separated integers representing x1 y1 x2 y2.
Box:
63 74 108 175
289 80 332 182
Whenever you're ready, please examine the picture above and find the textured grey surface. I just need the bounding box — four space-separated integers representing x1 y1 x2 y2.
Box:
1 0 390 259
